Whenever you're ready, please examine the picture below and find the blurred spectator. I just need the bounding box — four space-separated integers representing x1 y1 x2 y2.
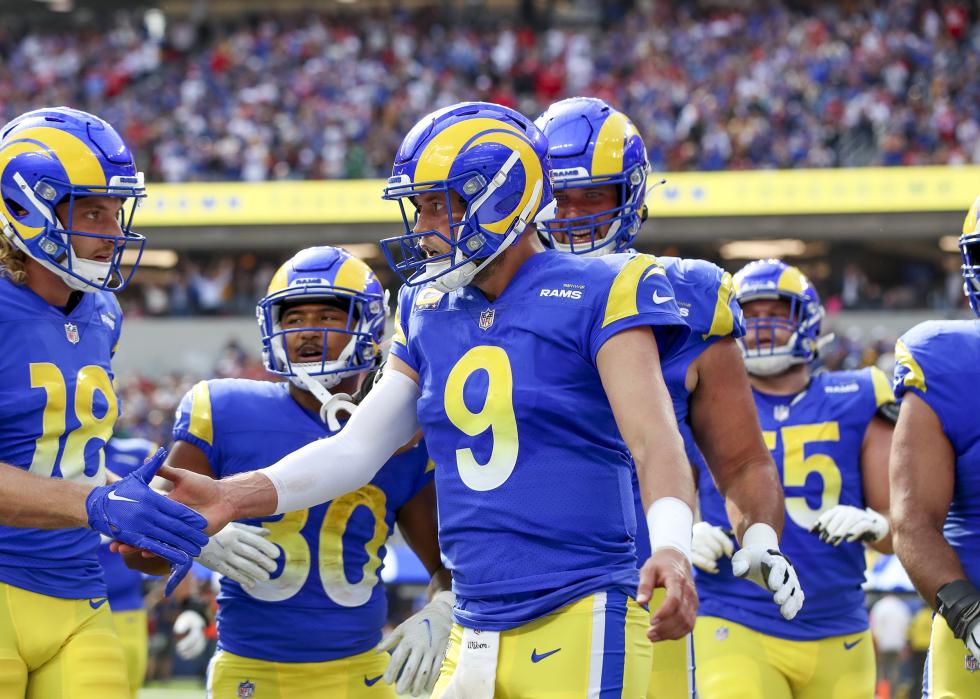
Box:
870 594 912 696
1 1 977 182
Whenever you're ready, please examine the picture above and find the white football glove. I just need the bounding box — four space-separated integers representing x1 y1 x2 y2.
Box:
196 522 280 590
173 609 208 660
811 505 888 545
378 591 454 696
691 522 734 574
731 523 804 620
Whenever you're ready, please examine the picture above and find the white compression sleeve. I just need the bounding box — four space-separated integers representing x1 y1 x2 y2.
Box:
262 369 421 514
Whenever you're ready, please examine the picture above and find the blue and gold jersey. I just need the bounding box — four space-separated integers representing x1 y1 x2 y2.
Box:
633 256 745 562
98 437 157 612
696 367 895 640
894 320 980 587
173 379 432 663
0 276 122 599
390 249 689 630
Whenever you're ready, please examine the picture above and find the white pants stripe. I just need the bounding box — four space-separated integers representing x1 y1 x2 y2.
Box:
587 591 609 698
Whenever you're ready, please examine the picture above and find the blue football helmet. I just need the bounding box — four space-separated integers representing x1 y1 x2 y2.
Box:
534 97 649 256
257 246 388 393
0 107 146 292
381 101 556 292
733 259 825 376
959 194 980 316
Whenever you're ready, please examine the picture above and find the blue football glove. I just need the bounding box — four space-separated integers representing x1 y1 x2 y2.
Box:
86 448 209 595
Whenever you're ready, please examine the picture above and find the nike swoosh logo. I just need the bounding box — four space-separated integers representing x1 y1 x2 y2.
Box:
531 647 561 663
107 491 138 503
843 638 863 650
364 675 383 687
423 618 432 646
652 292 674 304
89 598 108 609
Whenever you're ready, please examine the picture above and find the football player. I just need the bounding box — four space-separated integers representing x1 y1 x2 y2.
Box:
144 246 451 698
890 195 980 698
693 260 895 699
158 102 700 697
0 107 208 699
535 97 797 699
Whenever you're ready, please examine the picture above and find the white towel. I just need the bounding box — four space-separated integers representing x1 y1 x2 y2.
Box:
436 628 499 699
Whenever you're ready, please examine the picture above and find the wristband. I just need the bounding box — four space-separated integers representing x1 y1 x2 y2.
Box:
646 497 693 562
936 579 980 641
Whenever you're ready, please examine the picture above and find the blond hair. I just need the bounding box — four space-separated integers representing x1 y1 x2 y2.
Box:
0 235 27 284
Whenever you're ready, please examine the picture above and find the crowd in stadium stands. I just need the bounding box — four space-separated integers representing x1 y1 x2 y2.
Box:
0 1 977 181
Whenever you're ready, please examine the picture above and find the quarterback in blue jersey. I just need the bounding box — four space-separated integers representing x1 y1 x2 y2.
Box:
154 246 450 698
535 97 796 699
158 102 701 698
693 260 895 699
0 107 208 699
890 196 980 698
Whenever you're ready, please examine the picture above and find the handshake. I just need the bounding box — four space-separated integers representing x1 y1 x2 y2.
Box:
86 447 269 595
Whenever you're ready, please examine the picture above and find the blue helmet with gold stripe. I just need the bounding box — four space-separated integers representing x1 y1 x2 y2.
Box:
534 97 648 256
0 107 145 292
381 101 556 292
733 259 824 376
257 246 388 391
959 195 980 316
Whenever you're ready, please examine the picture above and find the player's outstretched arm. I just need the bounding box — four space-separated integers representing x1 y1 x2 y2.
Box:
0 460 93 528
689 338 784 540
166 358 423 531
891 393 979 655
598 325 697 642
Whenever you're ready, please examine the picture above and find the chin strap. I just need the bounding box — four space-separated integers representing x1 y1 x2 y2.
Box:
273 344 358 430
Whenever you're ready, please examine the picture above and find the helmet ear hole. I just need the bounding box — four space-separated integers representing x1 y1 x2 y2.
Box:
3 199 27 217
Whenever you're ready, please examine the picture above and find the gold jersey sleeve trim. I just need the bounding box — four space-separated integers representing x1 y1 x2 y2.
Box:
602 254 665 328
392 314 407 347
869 365 897 407
703 271 736 340
188 381 214 446
894 340 927 393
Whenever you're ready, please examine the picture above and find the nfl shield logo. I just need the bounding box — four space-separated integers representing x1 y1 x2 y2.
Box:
64 322 80 344
237 680 256 698
773 404 790 422
716 626 729 641
479 308 495 331
966 654 979 672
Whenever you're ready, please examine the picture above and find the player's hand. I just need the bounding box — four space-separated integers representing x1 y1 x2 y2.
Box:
691 522 734 573
378 591 454 696
157 465 236 535
637 547 697 642
173 609 208 660
86 448 208 596
731 523 804 620
196 523 280 590
810 505 888 545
